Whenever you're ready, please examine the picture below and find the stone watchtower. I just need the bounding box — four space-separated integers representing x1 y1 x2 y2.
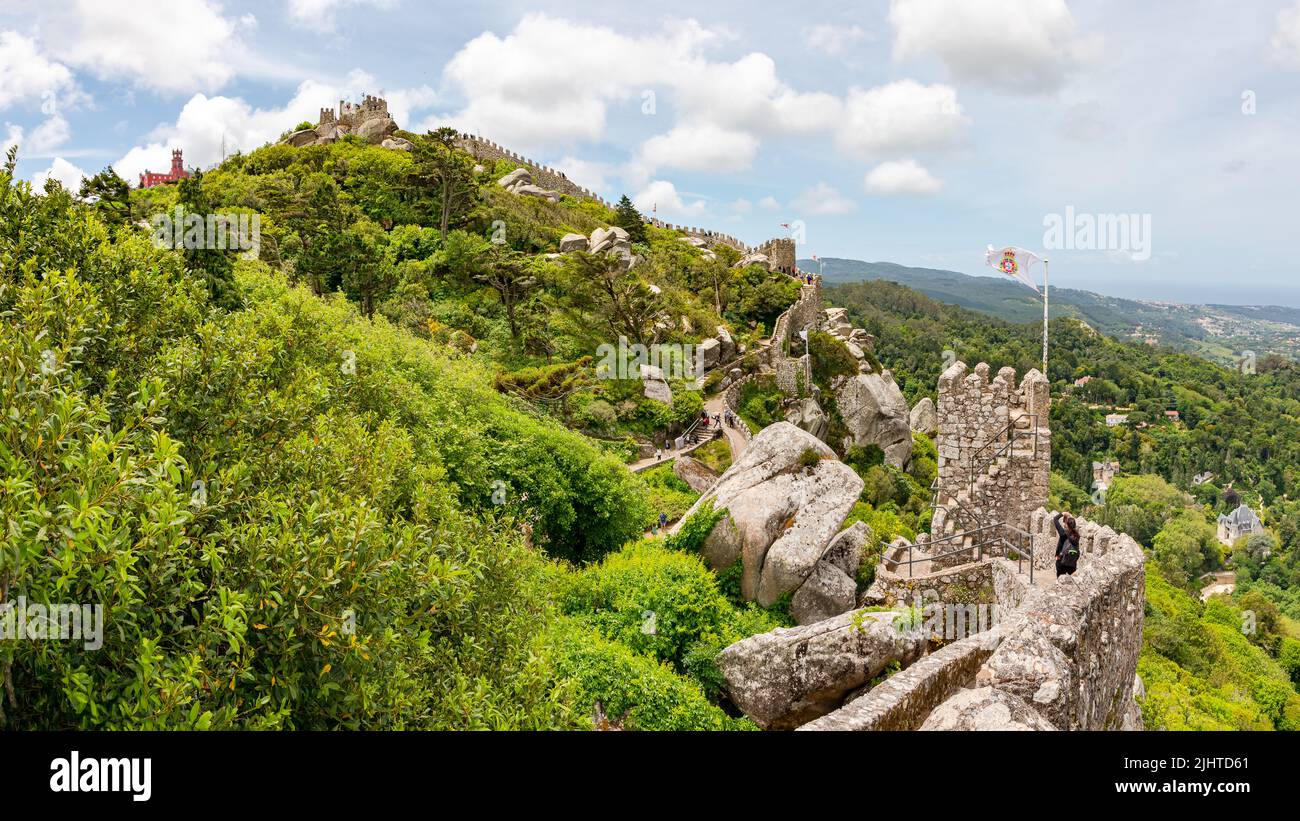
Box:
930 361 1051 564
758 238 797 275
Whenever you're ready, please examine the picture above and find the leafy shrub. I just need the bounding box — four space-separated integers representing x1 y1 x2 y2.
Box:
559 542 734 669
809 330 859 390
665 500 727 555
737 376 781 430
640 465 699 527
547 618 752 731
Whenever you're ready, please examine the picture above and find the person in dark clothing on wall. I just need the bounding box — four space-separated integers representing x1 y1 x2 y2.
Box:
1054 512 1081 577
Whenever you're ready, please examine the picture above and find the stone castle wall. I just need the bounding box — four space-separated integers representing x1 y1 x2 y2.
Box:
934 361 1050 536
454 134 759 254
454 134 613 205
320 95 390 129
976 511 1146 731
800 509 1145 731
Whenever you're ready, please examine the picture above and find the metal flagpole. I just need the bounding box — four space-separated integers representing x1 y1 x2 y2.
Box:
1042 259 1049 378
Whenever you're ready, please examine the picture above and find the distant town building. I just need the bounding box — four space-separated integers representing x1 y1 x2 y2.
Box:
1074 376 1093 387
1164 409 1181 421
1092 460 1120 490
1217 503 1263 546
1105 413 1128 427
139 149 191 189
1192 471 1215 486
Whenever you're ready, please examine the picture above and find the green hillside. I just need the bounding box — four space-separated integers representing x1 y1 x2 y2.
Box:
807 257 1300 365
5 124 1300 730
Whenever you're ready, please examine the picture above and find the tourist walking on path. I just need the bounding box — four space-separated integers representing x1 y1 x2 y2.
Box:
1054 512 1080 577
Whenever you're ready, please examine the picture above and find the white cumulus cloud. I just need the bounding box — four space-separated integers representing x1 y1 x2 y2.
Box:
790 182 856 215
635 124 759 177
44 0 246 94
889 0 1085 93
864 159 943 195
836 80 967 159
1271 1 1300 68
32 156 87 191
0 31 81 110
633 179 707 220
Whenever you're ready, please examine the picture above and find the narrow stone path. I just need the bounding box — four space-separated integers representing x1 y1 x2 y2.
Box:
704 392 750 462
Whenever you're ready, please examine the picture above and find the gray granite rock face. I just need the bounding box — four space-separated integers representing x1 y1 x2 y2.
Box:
909 396 938 435
835 371 913 467
672 423 863 607
718 609 926 729
920 687 1057 730
672 456 718 494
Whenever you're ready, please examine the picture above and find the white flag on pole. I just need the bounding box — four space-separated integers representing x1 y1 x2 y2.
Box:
985 245 1043 294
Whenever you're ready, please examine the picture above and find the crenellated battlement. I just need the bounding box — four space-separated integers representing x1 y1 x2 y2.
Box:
932 360 1051 558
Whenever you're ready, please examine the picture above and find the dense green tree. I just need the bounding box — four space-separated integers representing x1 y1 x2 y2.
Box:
78 166 132 226
612 194 648 244
411 127 478 241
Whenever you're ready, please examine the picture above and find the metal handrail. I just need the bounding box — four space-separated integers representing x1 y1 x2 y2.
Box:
967 415 1038 494
885 521 1036 584
930 478 983 534
969 413 1038 466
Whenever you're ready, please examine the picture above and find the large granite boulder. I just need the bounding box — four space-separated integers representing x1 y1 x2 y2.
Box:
640 364 673 406
789 521 867 624
909 396 938 436
588 227 616 254
284 128 318 148
698 337 721 370
380 137 414 151
789 562 857 625
718 609 927 729
355 115 398 144
716 326 736 362
559 233 588 252
920 687 1056 731
672 422 863 606
836 370 913 467
673 456 719 494
499 168 531 189
785 396 828 442
733 252 771 270
821 520 868 578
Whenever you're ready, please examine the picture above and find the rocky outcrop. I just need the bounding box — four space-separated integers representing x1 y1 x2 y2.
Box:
835 370 913 467
733 252 771 270
552 225 637 268
355 115 398 143
909 397 937 436
282 98 402 148
716 326 736 362
639 364 673 406
920 687 1057 731
673 456 718 494
674 422 863 609
785 397 828 442
788 563 855 625
498 168 561 202
558 233 588 252
718 609 927 729
698 338 721 370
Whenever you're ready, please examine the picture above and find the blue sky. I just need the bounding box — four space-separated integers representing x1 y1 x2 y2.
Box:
3 0 1300 306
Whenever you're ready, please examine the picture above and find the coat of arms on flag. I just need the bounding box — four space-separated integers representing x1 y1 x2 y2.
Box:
985 245 1043 293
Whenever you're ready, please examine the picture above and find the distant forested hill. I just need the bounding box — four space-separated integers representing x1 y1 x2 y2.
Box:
805 257 1300 365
